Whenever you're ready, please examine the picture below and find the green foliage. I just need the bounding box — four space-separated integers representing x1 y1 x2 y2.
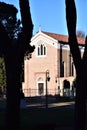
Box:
0 2 22 88
0 2 17 15
0 2 22 40
0 57 6 89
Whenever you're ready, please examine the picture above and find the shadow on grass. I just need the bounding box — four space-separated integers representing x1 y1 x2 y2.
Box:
20 107 74 130
0 96 75 130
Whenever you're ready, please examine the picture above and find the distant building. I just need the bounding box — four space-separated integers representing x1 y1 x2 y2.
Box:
22 30 85 97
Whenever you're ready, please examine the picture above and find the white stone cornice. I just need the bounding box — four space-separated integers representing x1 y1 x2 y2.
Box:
30 31 70 50
30 31 58 48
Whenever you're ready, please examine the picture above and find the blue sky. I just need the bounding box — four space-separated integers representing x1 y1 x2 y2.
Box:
0 0 87 36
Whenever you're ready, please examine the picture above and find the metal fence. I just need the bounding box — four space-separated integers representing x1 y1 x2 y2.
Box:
23 88 75 97
23 88 59 97
22 88 75 109
0 88 75 99
0 88 75 109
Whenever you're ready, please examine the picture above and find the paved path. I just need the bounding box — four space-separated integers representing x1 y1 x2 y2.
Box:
0 99 75 109
48 101 75 108
26 101 75 109
55 127 87 130
55 127 73 130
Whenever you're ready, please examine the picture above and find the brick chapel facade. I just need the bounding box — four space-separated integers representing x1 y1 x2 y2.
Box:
22 30 85 97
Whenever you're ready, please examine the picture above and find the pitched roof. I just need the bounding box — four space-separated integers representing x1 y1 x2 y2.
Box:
42 31 85 45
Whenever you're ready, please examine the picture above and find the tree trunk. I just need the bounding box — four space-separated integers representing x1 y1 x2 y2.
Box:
65 1 87 130
75 75 86 130
5 53 21 130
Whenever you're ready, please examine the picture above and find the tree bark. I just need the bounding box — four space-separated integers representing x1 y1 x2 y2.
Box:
65 0 87 130
75 75 86 130
4 50 21 130
0 1 34 130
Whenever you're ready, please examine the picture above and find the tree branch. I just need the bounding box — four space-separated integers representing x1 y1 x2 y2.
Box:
19 0 33 40
18 0 35 58
83 36 87 60
0 22 11 55
65 0 81 73
65 0 76 36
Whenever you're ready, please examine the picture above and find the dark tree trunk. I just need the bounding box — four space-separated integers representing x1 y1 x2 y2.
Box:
4 51 22 130
0 1 34 130
75 78 86 130
65 1 87 130
74 64 87 130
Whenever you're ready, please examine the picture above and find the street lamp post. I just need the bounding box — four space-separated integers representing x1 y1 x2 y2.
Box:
46 70 50 108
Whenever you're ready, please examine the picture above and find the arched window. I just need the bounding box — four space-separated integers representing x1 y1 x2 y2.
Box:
37 44 46 56
38 46 40 55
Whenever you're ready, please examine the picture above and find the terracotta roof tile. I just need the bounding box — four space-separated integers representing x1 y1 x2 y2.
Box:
42 31 85 45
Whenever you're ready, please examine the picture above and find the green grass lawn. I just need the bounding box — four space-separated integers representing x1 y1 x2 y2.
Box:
20 107 74 130
0 97 75 130
2 97 87 130
0 110 5 130
0 107 74 130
